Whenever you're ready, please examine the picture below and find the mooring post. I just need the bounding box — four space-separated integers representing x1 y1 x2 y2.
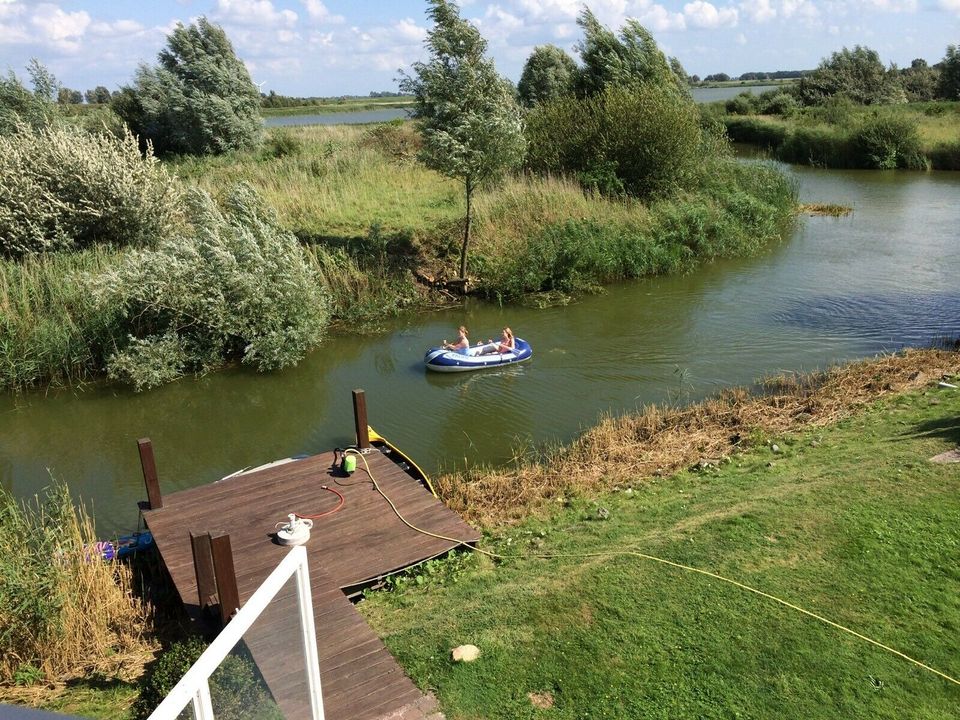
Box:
352 388 370 449
210 532 240 627
190 532 217 613
137 438 163 510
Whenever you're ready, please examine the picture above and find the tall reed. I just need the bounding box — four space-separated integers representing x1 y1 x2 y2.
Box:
0 483 155 685
0 248 126 389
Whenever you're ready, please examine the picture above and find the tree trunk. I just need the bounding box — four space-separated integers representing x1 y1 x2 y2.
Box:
459 178 473 282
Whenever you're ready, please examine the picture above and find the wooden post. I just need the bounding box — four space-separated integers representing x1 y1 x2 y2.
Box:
137 438 163 510
352 388 370 449
210 532 240 627
190 532 217 613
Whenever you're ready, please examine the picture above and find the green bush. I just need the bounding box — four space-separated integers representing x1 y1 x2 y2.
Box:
0 125 184 258
722 118 788 149
133 636 282 720
725 93 756 115
758 92 799 116
263 130 303 159
526 85 703 199
852 115 926 169
91 184 331 390
928 140 960 170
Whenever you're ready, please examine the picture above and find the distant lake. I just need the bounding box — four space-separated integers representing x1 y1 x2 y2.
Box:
263 108 410 127
690 84 781 103
262 85 785 127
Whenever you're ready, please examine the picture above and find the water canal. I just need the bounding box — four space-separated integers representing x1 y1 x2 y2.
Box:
3 165 958 533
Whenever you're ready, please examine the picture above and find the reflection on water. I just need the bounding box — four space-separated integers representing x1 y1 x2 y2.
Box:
2 166 958 533
774 292 960 348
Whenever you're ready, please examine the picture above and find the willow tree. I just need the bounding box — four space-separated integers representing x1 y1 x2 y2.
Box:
113 18 261 156
400 0 525 282
518 44 577 107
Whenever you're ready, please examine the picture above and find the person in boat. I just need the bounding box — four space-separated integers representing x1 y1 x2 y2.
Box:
442 326 471 354
480 327 515 354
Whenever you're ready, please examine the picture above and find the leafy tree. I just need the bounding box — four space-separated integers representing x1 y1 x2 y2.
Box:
574 8 680 97
517 44 577 107
113 17 261 156
900 59 939 102
0 60 59 134
84 86 112 104
938 45 960 100
57 87 83 104
399 0 525 281
798 46 905 106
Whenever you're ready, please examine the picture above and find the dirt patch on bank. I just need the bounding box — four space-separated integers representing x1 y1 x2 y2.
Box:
435 349 960 527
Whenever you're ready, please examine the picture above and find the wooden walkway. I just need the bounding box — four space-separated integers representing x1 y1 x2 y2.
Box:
143 448 479 720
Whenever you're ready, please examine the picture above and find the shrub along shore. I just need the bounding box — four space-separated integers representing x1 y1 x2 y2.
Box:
6 348 958 717
714 99 960 171
1 121 796 392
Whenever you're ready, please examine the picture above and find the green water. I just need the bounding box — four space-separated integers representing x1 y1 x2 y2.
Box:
3 165 959 533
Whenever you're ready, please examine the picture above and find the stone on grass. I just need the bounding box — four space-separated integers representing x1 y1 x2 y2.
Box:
451 644 481 662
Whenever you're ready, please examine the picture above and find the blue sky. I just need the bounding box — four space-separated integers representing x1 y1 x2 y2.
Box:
1 1 958 96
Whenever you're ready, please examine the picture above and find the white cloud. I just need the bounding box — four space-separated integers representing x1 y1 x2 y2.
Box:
940 0 960 13
635 2 687 32
861 0 917 10
473 5 525 45
300 0 343 24
780 0 820 21
90 19 145 37
740 0 777 22
683 1 739 28
211 0 297 28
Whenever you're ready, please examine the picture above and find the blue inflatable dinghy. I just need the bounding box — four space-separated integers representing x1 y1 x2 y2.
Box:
424 338 532 372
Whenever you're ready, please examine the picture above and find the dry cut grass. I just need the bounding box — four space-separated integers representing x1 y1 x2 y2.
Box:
436 348 960 526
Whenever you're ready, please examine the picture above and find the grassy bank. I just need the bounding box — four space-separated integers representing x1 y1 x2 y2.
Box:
361 349 960 718
720 101 960 170
261 96 414 116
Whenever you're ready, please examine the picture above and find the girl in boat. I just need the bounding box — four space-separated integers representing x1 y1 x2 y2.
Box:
442 326 471 354
480 327 515 354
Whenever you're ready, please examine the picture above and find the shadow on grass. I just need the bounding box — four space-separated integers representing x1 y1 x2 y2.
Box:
903 414 960 445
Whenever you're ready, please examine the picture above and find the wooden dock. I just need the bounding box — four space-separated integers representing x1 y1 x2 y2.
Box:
142 437 479 720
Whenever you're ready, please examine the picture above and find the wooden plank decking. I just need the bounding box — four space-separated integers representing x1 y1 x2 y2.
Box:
143 448 479 720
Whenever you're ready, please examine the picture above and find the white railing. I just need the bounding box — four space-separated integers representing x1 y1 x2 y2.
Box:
148 545 325 720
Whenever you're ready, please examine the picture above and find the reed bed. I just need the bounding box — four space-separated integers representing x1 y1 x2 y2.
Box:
0 249 125 389
0 484 156 692
436 349 960 526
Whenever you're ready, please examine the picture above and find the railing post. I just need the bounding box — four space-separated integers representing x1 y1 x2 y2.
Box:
210 532 240 627
138 438 163 510
296 555 325 720
352 389 370 450
190 532 217 614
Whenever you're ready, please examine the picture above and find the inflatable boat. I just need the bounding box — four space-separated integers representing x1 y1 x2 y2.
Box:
424 338 532 372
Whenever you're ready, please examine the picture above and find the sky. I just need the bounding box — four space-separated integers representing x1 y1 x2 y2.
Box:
1 0 958 96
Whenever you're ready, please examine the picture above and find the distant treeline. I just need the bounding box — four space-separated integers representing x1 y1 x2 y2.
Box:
698 70 810 83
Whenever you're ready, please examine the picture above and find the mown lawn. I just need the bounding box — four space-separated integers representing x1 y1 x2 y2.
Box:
360 387 960 719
